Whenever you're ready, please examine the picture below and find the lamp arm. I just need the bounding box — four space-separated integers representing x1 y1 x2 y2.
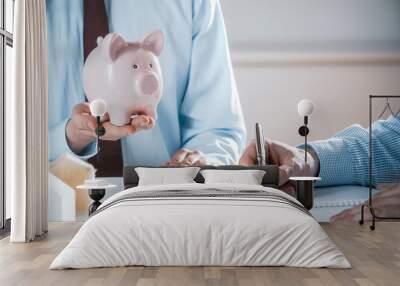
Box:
305 115 308 162
95 116 106 163
304 130 308 163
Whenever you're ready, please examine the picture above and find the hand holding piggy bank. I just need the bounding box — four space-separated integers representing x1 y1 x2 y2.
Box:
83 30 164 126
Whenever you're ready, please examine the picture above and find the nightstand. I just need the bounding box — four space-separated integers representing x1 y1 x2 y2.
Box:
77 179 118 215
289 177 321 210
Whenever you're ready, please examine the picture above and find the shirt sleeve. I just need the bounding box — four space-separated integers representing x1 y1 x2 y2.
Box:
308 116 400 187
48 118 97 162
179 0 246 165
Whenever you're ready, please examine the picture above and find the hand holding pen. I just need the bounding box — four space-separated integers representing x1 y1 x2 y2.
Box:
240 138 319 196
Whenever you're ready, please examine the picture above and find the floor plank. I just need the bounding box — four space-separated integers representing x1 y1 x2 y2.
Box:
0 222 399 286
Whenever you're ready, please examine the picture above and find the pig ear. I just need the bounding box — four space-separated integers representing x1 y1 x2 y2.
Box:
141 30 164 56
100 33 127 62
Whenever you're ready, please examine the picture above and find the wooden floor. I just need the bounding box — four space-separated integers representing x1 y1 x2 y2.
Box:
0 222 399 286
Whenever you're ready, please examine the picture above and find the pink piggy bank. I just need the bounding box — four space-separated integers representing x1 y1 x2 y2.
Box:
83 30 164 126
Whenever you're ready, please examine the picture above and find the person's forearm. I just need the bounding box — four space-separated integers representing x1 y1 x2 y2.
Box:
308 118 400 187
179 0 246 167
307 138 358 186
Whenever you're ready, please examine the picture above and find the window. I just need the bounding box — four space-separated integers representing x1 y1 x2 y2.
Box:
0 0 14 234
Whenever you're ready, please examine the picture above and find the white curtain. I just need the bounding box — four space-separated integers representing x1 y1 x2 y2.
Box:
9 0 48 242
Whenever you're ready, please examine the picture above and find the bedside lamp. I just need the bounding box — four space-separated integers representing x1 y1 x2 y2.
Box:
89 99 107 162
290 99 320 210
297 99 314 163
78 99 116 215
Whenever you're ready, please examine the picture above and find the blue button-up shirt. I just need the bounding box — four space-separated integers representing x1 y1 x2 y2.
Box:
309 116 400 187
47 0 246 165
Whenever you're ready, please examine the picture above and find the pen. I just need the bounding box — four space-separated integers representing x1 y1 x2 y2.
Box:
255 123 267 165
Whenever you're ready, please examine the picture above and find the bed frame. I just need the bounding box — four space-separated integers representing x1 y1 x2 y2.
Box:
123 165 280 189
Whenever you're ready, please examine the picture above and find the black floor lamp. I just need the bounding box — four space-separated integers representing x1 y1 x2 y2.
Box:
359 95 400 230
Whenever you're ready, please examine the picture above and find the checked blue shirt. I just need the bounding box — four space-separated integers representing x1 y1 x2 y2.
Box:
309 116 400 187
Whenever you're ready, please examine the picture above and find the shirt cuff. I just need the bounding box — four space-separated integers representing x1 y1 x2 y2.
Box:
74 140 97 160
304 139 355 187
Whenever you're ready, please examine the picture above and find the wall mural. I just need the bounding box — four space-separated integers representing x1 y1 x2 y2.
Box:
47 1 400 224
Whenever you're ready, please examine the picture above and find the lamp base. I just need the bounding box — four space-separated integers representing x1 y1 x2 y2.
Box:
295 180 314 210
88 188 106 215
289 177 321 210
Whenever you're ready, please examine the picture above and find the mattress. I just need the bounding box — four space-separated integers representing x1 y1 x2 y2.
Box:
82 178 381 223
312 185 382 222
50 183 350 269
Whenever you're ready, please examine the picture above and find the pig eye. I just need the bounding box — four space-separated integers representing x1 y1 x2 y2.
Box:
133 64 138 70
149 63 153 68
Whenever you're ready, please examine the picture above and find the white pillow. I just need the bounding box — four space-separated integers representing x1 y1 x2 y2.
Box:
135 167 201 186
200 169 266 185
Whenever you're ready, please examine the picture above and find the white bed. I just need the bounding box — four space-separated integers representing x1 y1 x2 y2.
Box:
50 183 350 269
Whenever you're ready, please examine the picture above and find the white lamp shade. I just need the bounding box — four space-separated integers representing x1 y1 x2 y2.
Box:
298 99 314 117
90 99 107 117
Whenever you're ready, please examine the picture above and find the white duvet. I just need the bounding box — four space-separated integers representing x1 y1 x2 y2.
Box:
50 183 350 269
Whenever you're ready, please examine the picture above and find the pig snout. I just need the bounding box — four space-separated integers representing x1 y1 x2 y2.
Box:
138 73 159 96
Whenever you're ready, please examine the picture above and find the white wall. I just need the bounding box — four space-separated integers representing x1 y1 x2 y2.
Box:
221 0 400 49
235 63 400 145
221 0 400 145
